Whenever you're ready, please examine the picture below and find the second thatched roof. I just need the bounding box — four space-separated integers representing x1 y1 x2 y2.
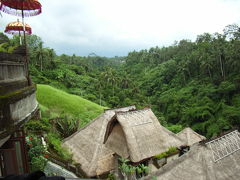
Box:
142 130 240 180
177 127 206 146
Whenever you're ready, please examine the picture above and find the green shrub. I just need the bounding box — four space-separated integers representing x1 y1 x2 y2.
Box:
166 147 178 155
118 158 149 178
25 119 50 132
55 114 80 138
30 156 47 172
83 93 97 102
166 124 183 133
107 173 116 180
154 147 178 160
46 133 72 161
26 135 47 172
154 152 167 160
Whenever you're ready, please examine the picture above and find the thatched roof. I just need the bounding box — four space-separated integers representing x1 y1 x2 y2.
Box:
177 127 206 146
105 108 186 163
62 106 187 177
62 106 136 177
142 130 240 180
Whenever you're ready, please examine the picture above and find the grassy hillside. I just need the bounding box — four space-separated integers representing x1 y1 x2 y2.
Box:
36 84 105 126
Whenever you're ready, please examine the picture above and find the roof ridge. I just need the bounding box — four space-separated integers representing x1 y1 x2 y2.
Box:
201 129 239 144
186 127 205 138
205 130 240 162
116 107 151 115
104 105 136 112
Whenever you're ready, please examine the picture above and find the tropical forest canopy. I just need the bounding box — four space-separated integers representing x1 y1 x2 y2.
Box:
1 24 240 138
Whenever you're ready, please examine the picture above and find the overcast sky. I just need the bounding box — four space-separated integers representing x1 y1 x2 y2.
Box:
1 0 240 57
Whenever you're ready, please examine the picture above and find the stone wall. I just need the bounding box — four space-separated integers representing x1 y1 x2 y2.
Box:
10 93 38 124
0 61 25 80
0 52 28 95
0 85 38 138
0 50 38 141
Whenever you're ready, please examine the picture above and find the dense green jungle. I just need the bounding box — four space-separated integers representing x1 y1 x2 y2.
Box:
1 24 240 138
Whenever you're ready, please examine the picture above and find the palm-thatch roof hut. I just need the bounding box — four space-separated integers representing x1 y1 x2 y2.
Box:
177 127 206 146
62 106 136 177
63 107 186 177
142 130 240 180
104 108 186 163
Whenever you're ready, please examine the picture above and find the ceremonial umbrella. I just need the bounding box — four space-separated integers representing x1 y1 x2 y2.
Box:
5 19 32 45
0 0 41 17
0 0 42 85
0 0 42 45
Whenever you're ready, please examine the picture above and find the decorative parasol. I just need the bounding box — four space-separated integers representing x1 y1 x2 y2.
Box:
0 0 42 45
5 19 32 35
0 0 42 85
0 0 42 17
5 19 32 45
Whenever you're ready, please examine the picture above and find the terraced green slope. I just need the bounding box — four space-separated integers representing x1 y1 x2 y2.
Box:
36 84 105 127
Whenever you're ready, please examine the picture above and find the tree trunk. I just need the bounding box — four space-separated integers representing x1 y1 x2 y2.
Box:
40 57 43 72
112 85 115 97
219 55 224 80
187 69 191 79
183 73 186 84
207 66 212 79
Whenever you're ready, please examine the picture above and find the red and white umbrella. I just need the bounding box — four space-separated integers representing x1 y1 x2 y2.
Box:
5 19 32 45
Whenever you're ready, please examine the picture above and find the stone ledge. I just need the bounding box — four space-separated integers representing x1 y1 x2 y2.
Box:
0 78 28 95
0 52 25 63
0 84 36 105
0 85 38 133
0 61 26 82
0 61 25 66
0 103 38 140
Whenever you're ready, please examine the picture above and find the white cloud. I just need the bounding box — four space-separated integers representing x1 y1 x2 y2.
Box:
0 0 240 56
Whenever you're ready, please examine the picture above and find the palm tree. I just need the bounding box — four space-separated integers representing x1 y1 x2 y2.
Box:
95 80 103 106
177 61 190 83
35 42 44 71
212 33 227 80
101 68 118 96
71 54 76 64
200 54 213 79
46 48 56 69
120 72 131 89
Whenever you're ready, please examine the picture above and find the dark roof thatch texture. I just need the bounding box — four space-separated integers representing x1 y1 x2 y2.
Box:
177 127 206 146
62 106 136 177
105 108 186 163
142 130 240 180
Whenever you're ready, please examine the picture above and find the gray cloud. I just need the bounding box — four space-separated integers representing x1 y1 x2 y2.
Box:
1 0 240 57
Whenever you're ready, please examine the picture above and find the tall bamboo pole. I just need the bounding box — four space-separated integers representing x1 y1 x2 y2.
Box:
21 8 31 85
